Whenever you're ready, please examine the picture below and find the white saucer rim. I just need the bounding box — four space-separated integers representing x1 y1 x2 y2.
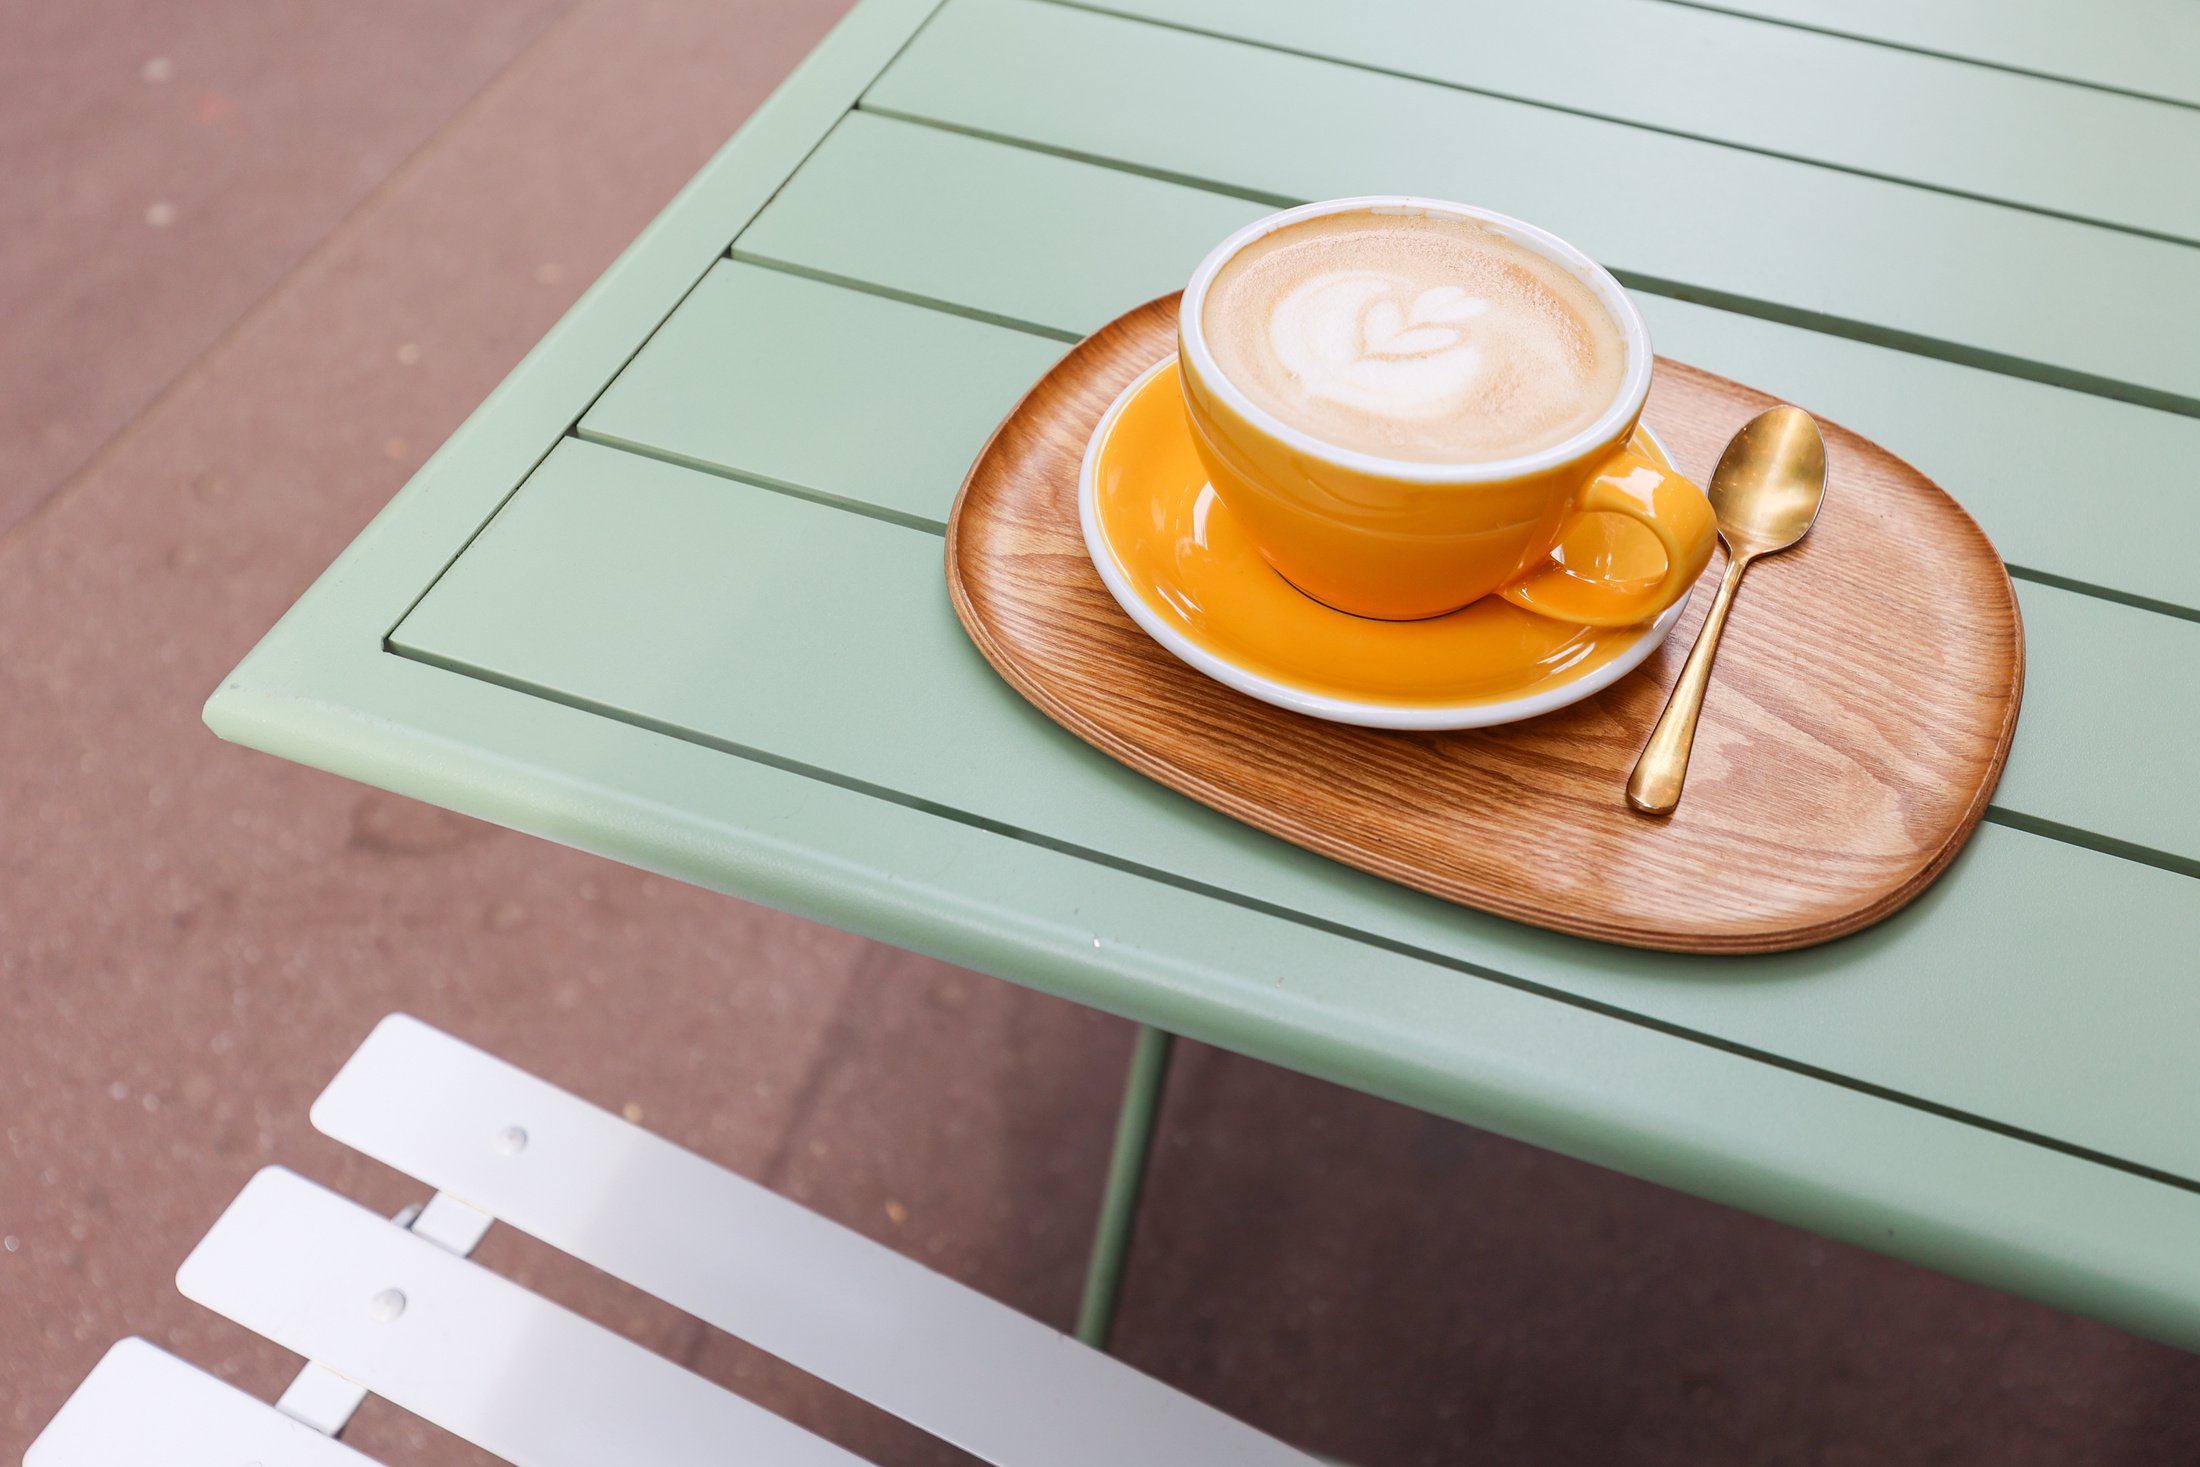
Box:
1077 353 1698 732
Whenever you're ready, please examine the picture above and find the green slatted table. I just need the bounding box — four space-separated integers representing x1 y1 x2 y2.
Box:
208 0 2200 1368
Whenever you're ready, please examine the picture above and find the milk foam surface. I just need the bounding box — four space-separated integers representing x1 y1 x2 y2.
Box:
1202 211 1627 464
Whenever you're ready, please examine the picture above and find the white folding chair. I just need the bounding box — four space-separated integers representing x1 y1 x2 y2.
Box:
29 1013 1316 1465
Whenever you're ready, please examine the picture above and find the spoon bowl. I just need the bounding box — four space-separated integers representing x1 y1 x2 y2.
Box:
1710 406 1829 560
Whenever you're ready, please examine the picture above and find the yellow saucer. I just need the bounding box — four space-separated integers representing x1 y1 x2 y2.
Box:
1078 356 1699 730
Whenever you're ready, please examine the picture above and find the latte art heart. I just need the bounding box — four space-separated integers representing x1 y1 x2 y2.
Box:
1203 210 1628 463
1271 274 1496 420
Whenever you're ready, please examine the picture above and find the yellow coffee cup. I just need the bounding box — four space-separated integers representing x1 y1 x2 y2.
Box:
1178 197 1716 625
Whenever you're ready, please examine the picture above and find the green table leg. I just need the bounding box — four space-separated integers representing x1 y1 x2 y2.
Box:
1075 1024 1176 1350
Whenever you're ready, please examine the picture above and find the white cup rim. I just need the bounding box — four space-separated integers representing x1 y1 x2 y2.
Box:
1178 195 1654 485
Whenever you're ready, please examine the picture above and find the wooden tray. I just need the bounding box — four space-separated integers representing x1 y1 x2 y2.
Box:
945 296 2024 953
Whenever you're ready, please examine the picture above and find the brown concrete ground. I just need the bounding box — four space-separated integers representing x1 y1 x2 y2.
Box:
0 0 582 536
4 2 2199 1463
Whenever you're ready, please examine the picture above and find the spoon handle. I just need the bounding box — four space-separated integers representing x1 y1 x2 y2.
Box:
1627 554 1750 815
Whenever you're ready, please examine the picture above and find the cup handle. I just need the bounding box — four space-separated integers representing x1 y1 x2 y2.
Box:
1497 444 1718 628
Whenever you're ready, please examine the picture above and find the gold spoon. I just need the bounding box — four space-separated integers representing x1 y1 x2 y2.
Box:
1626 405 1827 815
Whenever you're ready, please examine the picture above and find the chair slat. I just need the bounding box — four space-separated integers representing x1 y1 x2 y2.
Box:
26 1339 376 1467
311 1014 1319 1467
177 1167 872 1467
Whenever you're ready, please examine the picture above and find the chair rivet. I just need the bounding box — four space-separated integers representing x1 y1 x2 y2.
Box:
369 1288 407 1322
495 1124 529 1156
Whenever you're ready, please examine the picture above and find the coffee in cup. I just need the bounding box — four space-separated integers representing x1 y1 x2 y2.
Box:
1202 209 1628 465
1178 198 1716 625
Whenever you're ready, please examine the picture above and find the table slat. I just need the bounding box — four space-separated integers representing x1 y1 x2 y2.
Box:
1671 0 2200 109
1994 590 2200 870
860 0 2200 411
1078 0 2200 243
389 439 2200 1182
581 261 1064 530
737 114 1266 336
739 112 2200 618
